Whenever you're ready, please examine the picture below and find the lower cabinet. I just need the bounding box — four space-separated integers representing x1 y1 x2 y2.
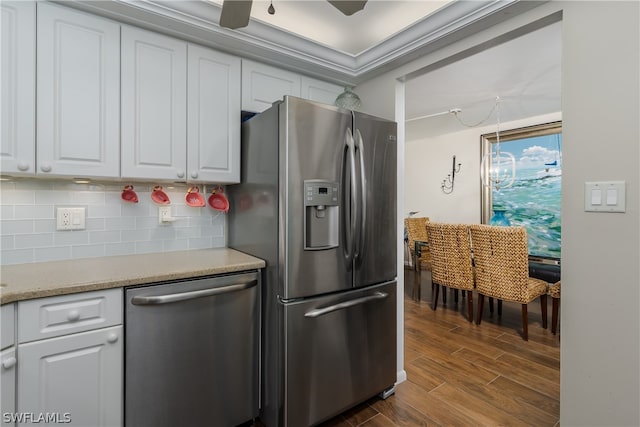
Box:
17 326 123 427
1 347 16 427
13 289 123 427
1 303 16 427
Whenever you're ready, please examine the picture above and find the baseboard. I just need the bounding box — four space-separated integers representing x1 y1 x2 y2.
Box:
396 369 407 384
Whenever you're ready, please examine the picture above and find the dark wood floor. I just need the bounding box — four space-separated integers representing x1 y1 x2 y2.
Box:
319 269 560 427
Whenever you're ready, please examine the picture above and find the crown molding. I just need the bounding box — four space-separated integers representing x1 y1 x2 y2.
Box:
58 0 546 85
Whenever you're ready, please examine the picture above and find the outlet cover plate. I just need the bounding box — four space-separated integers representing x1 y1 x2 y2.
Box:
56 207 86 230
158 206 172 224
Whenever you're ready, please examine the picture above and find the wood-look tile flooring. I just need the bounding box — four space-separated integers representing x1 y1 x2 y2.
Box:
319 269 560 427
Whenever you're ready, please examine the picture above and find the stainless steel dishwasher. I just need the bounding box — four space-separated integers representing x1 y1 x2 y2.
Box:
125 271 260 427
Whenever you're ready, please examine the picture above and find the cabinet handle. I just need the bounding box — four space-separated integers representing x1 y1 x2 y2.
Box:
106 333 118 344
176 170 185 179
190 171 198 179
17 161 30 171
2 357 16 369
67 309 80 321
40 163 52 173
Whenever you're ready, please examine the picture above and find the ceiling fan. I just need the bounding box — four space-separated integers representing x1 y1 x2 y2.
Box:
219 0 368 30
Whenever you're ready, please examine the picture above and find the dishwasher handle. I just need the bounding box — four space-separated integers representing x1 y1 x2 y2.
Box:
131 279 258 305
304 291 388 318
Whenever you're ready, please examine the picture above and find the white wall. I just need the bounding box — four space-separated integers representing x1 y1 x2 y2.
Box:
405 112 561 224
560 1 639 425
357 1 640 425
0 179 226 265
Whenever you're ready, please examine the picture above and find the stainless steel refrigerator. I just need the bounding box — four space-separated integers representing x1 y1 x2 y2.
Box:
228 96 397 427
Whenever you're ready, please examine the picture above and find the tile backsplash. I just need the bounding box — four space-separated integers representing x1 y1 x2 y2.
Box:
0 179 226 265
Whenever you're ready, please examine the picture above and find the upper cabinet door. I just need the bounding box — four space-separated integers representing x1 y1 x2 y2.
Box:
1 1 35 176
300 76 344 107
241 59 301 113
37 3 120 178
121 26 187 181
187 44 240 183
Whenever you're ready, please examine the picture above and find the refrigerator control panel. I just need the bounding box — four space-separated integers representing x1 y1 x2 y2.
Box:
304 181 339 207
304 180 339 250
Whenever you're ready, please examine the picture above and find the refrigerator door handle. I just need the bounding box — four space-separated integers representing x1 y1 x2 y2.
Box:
303 291 388 318
130 280 258 305
344 129 358 264
354 129 367 260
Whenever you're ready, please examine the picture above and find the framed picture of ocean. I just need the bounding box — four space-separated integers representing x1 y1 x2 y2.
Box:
481 121 562 259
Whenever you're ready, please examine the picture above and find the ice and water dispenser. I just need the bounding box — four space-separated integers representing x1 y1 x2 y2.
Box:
304 180 339 250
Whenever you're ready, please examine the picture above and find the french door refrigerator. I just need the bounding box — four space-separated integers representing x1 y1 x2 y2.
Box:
228 96 397 427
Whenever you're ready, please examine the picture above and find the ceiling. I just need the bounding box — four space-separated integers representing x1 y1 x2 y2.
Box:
405 20 562 136
210 0 452 55
68 1 560 133
233 0 562 134
69 0 544 83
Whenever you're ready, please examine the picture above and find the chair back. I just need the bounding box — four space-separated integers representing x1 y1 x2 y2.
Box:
404 217 429 254
469 224 531 303
426 223 474 291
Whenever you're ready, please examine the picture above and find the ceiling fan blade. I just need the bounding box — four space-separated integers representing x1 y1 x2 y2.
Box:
327 0 367 16
220 0 253 29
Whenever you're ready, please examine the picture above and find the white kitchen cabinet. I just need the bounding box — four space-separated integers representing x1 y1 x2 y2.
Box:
17 326 123 427
301 76 344 106
36 3 120 178
121 26 187 181
241 60 345 112
16 289 123 427
1 1 35 176
1 303 16 427
1 347 16 427
1 303 15 350
241 59 301 112
187 44 240 183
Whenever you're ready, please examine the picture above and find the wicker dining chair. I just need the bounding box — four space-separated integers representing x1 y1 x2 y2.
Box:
426 223 475 322
549 281 561 335
404 217 432 301
469 224 548 341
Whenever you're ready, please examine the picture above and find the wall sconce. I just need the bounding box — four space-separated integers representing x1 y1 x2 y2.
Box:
441 155 462 194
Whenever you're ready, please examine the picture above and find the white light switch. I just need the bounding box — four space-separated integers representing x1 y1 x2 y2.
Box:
585 181 626 212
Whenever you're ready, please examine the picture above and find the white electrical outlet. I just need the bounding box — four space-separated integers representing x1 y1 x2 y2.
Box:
158 206 174 224
56 207 86 230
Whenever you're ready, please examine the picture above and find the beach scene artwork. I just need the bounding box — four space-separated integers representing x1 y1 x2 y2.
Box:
492 133 562 259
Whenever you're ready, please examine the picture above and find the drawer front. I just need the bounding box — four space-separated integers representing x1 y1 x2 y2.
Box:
1 303 15 350
18 289 122 343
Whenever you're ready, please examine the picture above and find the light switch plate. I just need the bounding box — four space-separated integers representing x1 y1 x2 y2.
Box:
584 181 626 212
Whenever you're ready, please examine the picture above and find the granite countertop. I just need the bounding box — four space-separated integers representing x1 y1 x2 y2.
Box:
0 248 265 305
